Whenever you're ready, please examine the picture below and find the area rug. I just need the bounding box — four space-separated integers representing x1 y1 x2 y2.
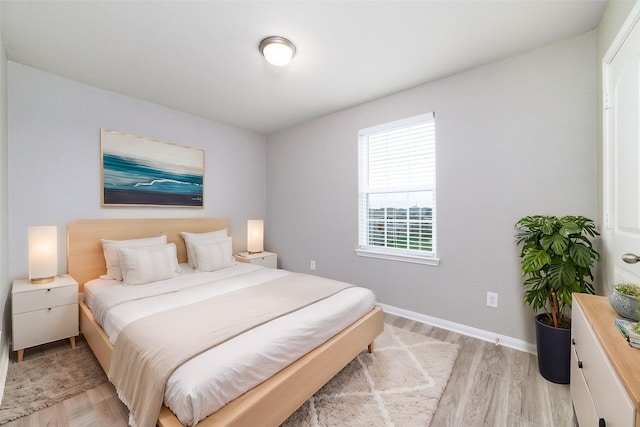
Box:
0 325 458 426
282 325 459 427
0 344 107 424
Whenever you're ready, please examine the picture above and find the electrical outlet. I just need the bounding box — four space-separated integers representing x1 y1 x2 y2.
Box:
310 260 316 270
486 292 498 308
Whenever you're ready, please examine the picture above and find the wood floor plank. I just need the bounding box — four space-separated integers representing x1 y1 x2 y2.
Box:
507 348 531 417
547 380 575 426
520 354 556 426
85 382 128 424
428 333 474 425
507 413 540 426
461 369 502 425
478 340 510 377
37 402 68 427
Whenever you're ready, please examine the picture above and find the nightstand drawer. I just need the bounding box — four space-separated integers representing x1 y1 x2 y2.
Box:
235 251 278 268
13 284 77 314
12 303 78 350
250 256 277 268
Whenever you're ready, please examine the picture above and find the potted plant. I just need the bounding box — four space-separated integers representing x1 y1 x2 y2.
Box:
515 215 600 384
610 283 640 321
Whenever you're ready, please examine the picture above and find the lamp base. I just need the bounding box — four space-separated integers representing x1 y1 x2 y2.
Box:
31 276 55 284
248 251 263 255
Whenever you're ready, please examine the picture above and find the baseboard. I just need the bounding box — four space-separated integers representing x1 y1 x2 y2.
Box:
0 328 9 404
379 302 537 354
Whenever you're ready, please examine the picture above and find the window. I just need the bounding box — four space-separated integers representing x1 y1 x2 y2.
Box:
356 113 438 265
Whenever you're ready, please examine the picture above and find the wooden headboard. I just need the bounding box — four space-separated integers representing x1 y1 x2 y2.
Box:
67 218 229 291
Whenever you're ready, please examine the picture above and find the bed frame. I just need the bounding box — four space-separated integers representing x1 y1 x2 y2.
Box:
67 218 384 427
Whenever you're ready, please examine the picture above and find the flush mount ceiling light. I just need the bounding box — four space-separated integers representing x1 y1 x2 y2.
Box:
259 36 296 67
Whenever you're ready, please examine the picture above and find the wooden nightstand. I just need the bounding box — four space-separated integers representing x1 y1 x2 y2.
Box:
12 274 79 362
234 251 278 268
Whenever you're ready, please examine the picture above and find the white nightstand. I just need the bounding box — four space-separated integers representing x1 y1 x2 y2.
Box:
234 251 278 268
12 274 79 362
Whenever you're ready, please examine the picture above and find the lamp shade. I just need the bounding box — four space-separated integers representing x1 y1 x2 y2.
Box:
247 220 264 254
28 226 57 284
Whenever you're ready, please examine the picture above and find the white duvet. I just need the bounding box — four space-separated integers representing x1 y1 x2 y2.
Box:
86 263 376 426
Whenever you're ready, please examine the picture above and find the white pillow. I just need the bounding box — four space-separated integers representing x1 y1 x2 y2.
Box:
181 229 228 268
101 235 168 280
117 243 181 286
193 237 234 272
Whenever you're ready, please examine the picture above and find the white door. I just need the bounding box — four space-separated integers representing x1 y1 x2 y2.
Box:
604 6 640 289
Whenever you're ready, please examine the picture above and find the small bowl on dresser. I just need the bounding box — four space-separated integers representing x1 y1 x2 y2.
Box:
609 286 640 321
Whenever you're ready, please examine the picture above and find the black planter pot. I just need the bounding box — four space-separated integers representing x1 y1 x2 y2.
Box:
535 314 571 384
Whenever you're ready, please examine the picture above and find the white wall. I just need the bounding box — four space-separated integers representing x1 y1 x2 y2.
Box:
0 3 10 401
0 9 8 321
8 63 267 280
266 32 598 344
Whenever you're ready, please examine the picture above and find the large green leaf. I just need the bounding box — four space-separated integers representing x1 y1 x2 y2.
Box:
548 258 576 289
521 248 551 272
540 234 568 255
522 276 549 311
540 217 558 235
555 286 574 308
569 244 595 268
559 221 581 237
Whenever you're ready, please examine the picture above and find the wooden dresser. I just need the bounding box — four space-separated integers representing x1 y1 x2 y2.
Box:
572 294 640 426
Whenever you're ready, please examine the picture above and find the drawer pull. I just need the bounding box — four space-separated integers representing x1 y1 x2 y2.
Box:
572 338 576 345
47 288 51 292
578 361 583 369
599 418 606 427
48 307 52 311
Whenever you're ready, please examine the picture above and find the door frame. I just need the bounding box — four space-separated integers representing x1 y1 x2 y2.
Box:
602 3 640 291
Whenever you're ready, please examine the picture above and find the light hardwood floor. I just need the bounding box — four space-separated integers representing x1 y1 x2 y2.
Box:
386 314 575 427
3 313 574 426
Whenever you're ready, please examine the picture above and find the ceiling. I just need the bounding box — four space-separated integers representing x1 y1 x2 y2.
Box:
1 1 607 135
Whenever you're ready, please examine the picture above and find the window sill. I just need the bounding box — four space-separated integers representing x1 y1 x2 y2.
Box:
354 248 440 266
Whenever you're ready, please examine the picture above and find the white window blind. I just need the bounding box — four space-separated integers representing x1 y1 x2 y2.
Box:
357 113 437 264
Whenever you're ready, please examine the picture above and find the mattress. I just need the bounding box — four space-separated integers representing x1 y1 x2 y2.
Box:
88 263 376 426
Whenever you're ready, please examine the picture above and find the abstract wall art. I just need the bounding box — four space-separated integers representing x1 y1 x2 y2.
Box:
101 129 204 207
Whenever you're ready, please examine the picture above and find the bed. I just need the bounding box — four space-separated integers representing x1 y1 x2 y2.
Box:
67 218 384 427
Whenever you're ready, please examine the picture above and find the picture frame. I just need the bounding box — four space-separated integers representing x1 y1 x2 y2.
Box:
101 129 204 207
